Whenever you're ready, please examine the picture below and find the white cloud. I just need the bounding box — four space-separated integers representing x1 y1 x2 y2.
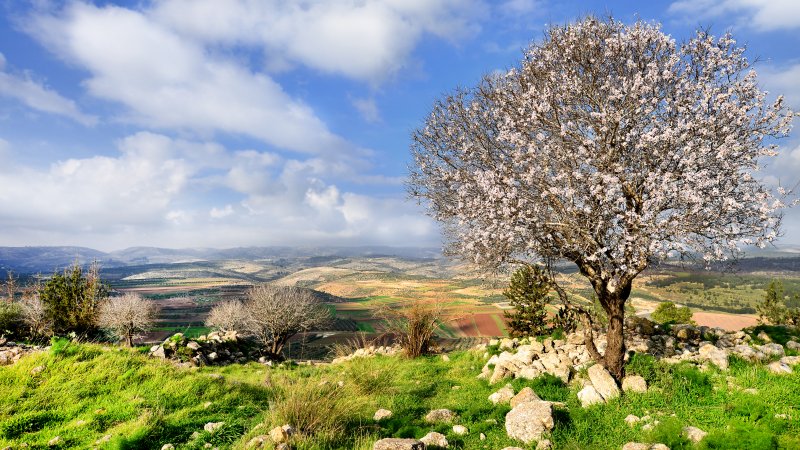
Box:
351 96 381 123
0 52 97 126
668 0 800 31
759 63 800 109
151 0 484 83
0 132 437 250
26 2 351 155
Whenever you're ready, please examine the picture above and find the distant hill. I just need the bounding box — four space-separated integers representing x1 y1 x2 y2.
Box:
0 245 443 274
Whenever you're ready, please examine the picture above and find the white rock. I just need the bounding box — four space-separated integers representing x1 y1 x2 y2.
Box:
621 444 648 450
624 414 640 426
621 375 647 393
536 440 553 450
373 438 425 450
588 364 620 401
505 401 554 444
683 426 708 443
204 422 224 433
452 425 468 435
420 432 449 448
577 385 605 407
698 344 729 370
489 384 515 404
767 361 793 374
425 409 456 423
510 386 541 408
374 409 393 421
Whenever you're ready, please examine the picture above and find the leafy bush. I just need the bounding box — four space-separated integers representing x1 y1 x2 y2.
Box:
651 301 694 325
39 262 108 335
0 302 23 336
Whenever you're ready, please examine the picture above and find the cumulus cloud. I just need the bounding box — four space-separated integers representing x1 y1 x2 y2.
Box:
151 0 485 83
25 2 352 155
0 52 97 126
0 132 436 250
668 0 800 31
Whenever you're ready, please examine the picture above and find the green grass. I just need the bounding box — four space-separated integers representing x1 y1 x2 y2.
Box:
2 340 800 449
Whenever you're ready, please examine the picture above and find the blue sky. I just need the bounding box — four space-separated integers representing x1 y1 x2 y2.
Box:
1 0 799 251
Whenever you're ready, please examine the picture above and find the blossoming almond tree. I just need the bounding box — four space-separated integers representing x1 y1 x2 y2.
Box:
409 17 794 380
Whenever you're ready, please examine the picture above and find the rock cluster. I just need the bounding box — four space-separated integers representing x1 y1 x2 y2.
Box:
148 332 264 366
0 341 44 366
478 334 591 384
331 344 402 364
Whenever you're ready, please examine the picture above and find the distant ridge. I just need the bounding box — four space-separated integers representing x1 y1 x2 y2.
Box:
0 245 443 274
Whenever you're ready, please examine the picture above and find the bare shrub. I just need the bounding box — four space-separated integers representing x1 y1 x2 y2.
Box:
20 295 51 339
98 293 157 346
205 300 247 333
244 285 330 356
378 299 443 358
270 378 353 443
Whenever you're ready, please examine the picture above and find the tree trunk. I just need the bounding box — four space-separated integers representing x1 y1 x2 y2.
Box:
125 333 133 347
602 298 626 381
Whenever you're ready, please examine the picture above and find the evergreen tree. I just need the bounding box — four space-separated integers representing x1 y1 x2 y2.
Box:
757 279 787 325
503 264 550 337
39 262 108 335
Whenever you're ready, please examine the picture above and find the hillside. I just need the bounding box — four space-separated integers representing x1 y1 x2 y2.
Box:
1 325 799 449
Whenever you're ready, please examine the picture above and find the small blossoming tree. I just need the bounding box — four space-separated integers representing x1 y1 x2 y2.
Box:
409 17 794 380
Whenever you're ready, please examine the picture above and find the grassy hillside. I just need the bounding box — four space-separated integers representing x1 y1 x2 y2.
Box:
2 334 800 449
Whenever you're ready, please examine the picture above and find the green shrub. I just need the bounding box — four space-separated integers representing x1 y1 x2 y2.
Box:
651 301 694 324
0 302 23 336
503 264 550 337
39 263 108 335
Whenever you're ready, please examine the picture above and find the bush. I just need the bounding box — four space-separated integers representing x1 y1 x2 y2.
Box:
379 299 442 358
651 301 694 325
0 302 23 336
205 300 248 333
39 262 108 335
98 293 157 346
270 378 355 444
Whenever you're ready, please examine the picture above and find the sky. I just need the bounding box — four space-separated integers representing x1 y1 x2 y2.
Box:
0 0 799 252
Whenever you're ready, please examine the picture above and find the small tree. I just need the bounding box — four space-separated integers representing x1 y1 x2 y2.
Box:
244 285 330 357
98 293 157 346
39 262 108 335
206 300 248 333
757 279 788 325
20 295 51 339
503 264 550 337
409 16 793 380
651 302 695 325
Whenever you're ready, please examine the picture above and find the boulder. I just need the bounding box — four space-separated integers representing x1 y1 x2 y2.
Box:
374 409 393 421
767 361 793 374
621 375 647 394
425 409 456 423
759 343 785 357
683 426 708 443
588 364 620 401
452 425 468 435
698 344 729 370
489 385 515 404
510 387 541 408
732 345 764 362
505 400 554 444
577 385 605 407
780 356 800 366
420 431 449 448
270 426 288 443
373 438 425 450
786 340 800 351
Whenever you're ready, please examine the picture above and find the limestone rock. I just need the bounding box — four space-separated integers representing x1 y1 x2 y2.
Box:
621 444 649 450
588 364 620 401
420 431 448 448
510 387 541 408
374 409 393 421
536 440 553 450
759 343 785 357
452 425 468 435
622 375 647 394
373 438 425 450
577 385 605 407
505 400 554 444
425 409 456 423
781 356 800 366
160 445 174 450
767 361 793 374
683 426 708 443
650 445 670 450
624 414 640 426
698 344 729 370
786 340 800 351
48 436 62 446
489 384 515 404
204 422 224 433
270 426 288 443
